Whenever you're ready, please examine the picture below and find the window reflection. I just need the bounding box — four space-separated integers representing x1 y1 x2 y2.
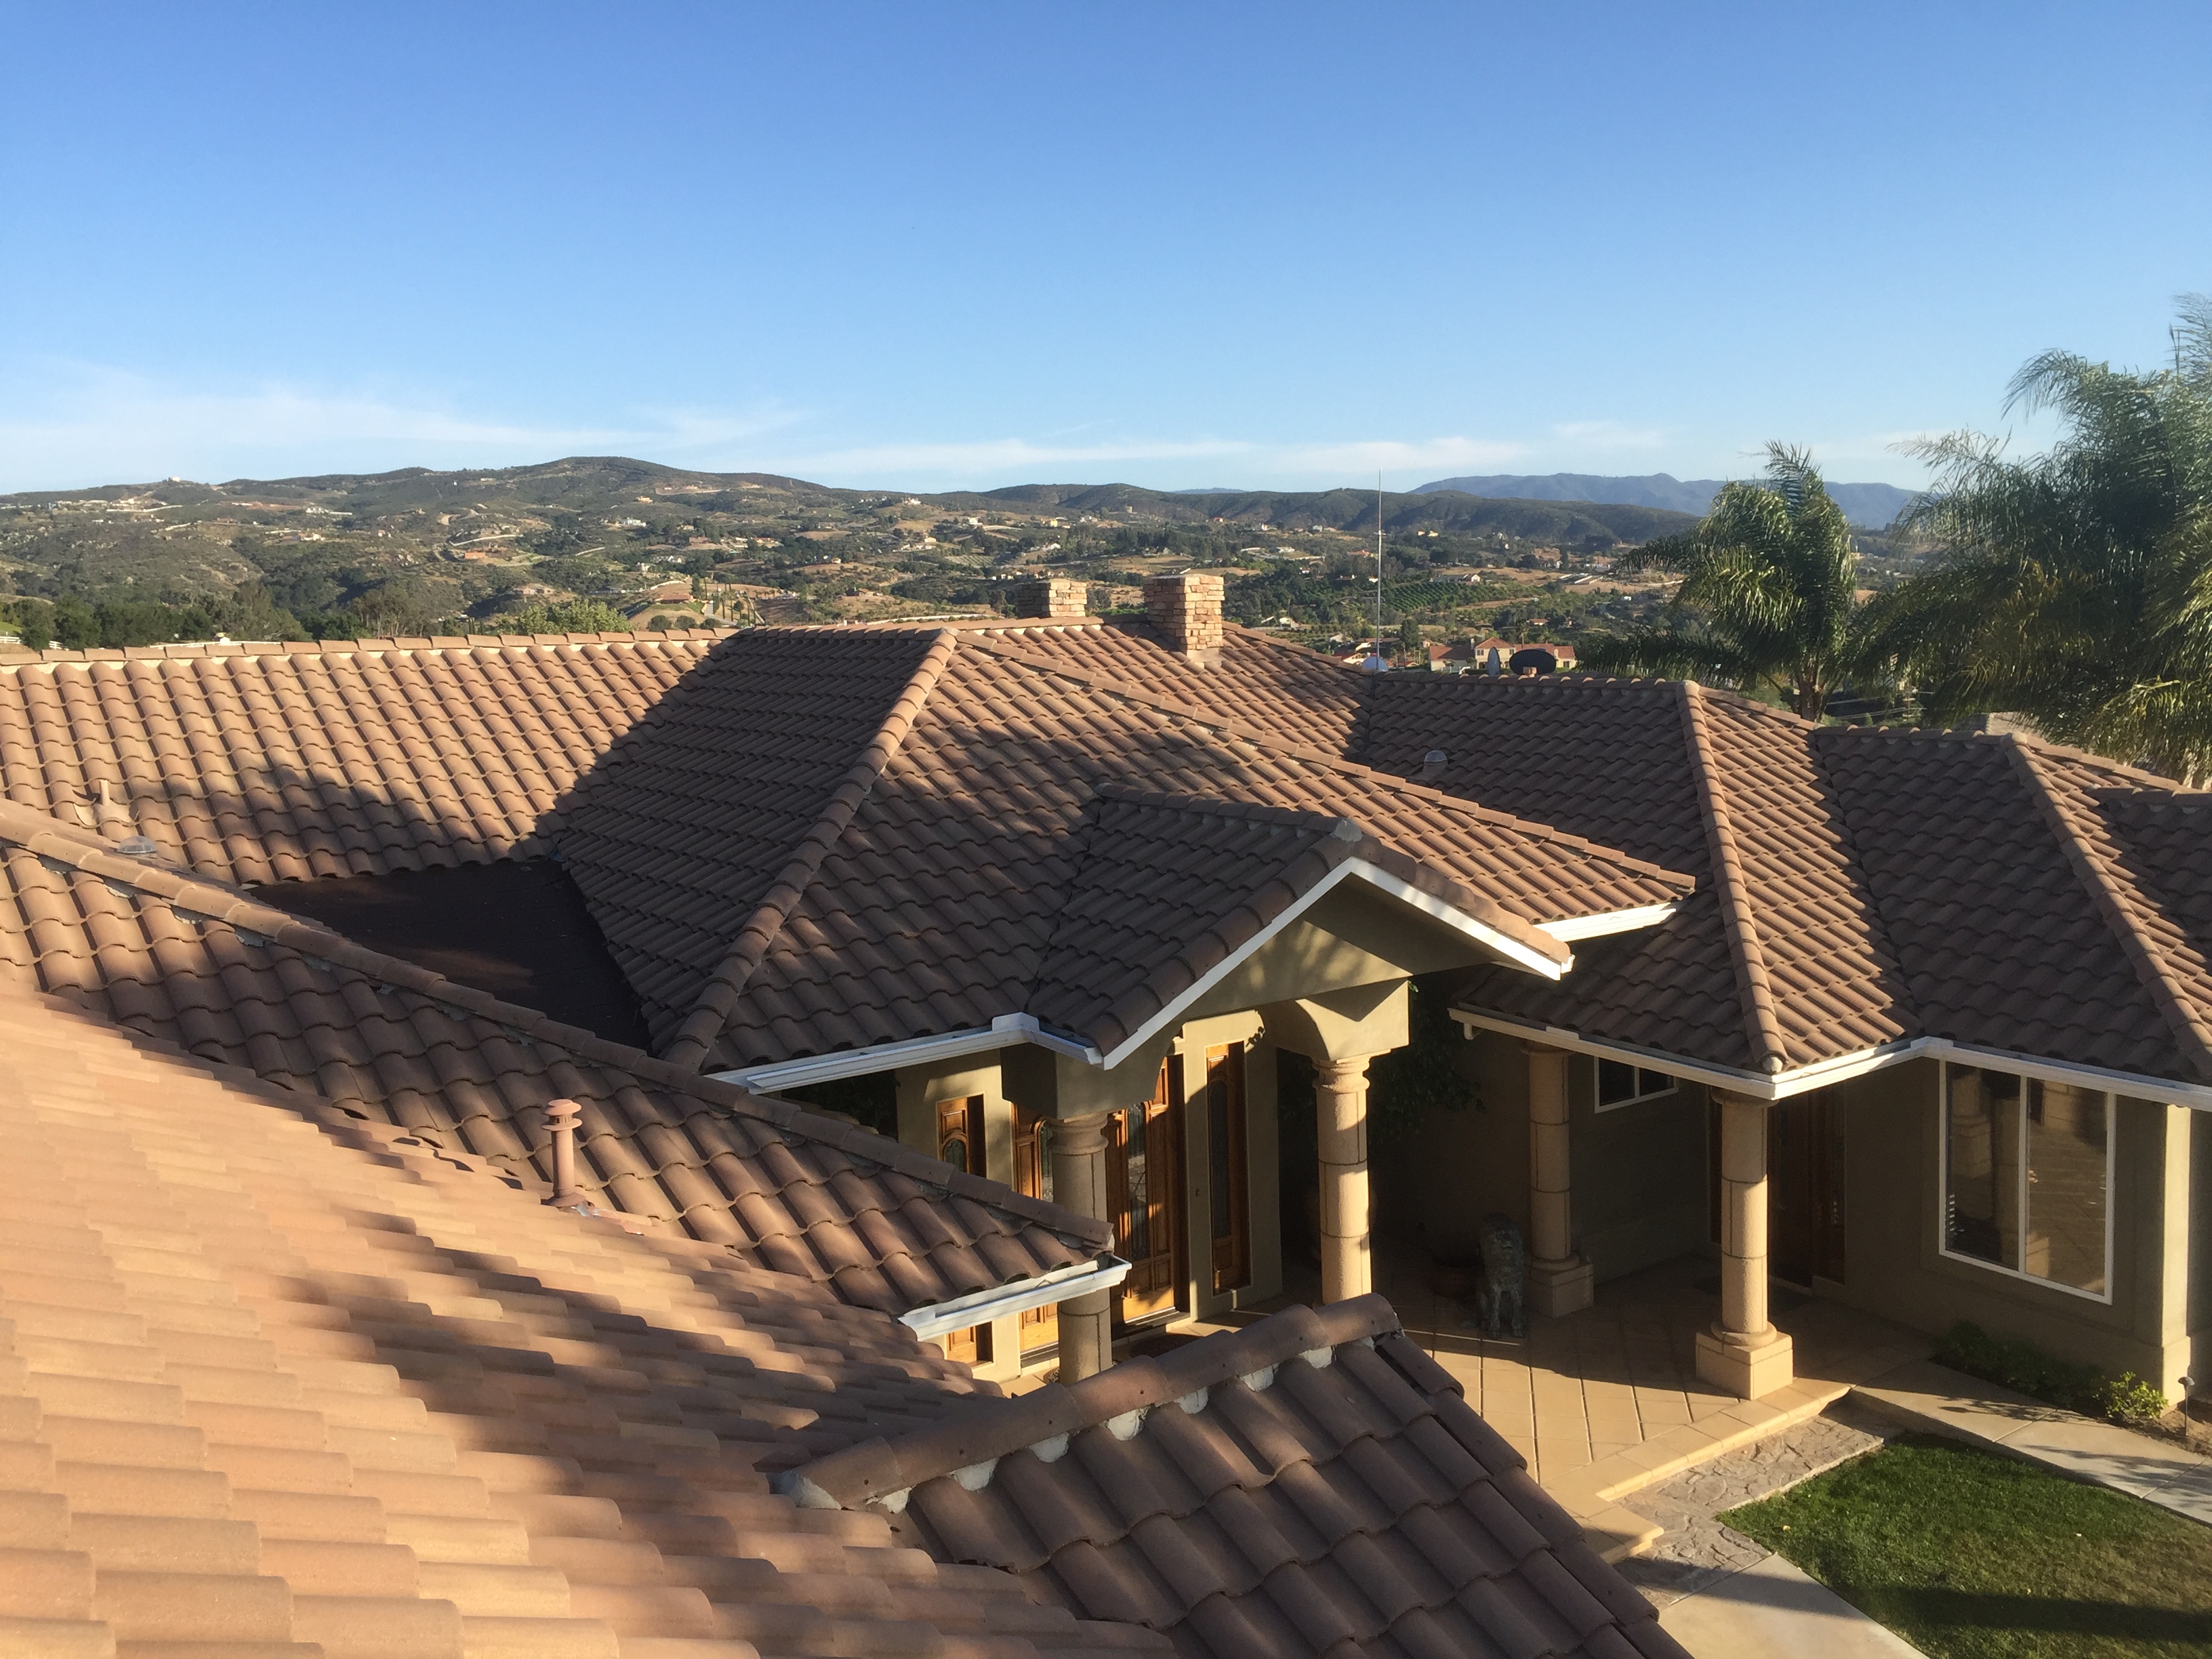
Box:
1943 1065 2109 1296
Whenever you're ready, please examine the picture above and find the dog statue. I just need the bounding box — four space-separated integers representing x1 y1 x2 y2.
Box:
1471 1212 1528 1338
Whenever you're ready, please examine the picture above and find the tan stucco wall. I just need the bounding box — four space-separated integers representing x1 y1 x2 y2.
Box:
1376 1029 1708 1280
1827 1057 2196 1401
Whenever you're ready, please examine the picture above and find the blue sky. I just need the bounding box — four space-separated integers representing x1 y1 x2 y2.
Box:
2 2 2207 495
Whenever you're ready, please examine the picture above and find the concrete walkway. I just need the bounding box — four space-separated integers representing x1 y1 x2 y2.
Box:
1660 1553 1924 1658
1854 1357 2212 1525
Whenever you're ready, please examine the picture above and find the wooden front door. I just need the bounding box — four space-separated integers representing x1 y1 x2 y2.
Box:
1769 1089 1847 1288
1109 1060 1184 1327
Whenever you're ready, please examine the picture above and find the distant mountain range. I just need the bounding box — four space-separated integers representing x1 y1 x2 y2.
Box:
1414 472 1918 530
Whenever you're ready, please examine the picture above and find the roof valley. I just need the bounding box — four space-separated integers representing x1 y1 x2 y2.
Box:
661 630 961 1070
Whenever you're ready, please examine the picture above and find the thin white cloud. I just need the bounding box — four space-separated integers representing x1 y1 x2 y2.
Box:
0 362 803 491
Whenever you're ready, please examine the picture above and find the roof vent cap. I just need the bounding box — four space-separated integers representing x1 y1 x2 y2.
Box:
117 834 159 858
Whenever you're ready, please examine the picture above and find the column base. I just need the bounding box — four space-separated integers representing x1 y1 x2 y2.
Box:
1525 1255 1595 1318
1695 1326 1795 1399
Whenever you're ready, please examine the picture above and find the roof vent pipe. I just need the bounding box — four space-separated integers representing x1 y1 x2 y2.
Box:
543 1097 588 1208
1143 572 1225 665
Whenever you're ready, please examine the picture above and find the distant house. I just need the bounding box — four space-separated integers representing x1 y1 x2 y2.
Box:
1451 637 1578 674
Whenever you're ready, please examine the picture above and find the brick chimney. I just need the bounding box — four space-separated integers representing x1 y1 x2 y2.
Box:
1142 572 1225 663
1014 578 1088 619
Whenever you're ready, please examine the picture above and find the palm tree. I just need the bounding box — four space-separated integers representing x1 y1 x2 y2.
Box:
1579 444 1863 718
1864 297 2212 782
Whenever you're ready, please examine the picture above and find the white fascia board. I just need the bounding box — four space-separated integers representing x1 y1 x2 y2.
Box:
898 1255 1132 1340
1449 1009 2212 1110
1097 858 1569 1071
711 1013 1100 1093
1537 901 1682 943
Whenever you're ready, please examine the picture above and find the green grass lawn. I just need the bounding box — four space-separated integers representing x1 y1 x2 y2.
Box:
1721 1435 2212 1658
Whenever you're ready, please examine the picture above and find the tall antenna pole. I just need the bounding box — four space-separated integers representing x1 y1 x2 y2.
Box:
1375 470 1385 663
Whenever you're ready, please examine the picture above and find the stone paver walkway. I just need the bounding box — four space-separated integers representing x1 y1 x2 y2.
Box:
1618 1399 1898 1609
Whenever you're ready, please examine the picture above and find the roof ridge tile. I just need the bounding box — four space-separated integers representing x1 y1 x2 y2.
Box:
1677 681 1790 1073
661 629 962 1070
786 1296 1401 1508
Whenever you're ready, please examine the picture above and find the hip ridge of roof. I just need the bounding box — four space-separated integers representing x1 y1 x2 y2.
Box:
661 629 963 1071
1678 680 1791 1076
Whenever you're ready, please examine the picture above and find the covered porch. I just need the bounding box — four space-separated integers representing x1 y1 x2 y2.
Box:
1170 1241 1936 1558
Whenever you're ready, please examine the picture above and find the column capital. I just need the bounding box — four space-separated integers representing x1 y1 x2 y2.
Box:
1708 1087 1772 1112
1049 1110 1113 1155
1517 1037 1571 1058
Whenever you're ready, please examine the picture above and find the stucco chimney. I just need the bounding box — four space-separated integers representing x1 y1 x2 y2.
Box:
1143 572 1225 663
1015 578 1088 619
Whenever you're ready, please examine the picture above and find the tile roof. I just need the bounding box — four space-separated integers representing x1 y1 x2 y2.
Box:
1026 790 1574 1063
0 631 716 888
14 621 2207 1096
0 798 1110 1319
1396 675 2212 1089
1818 727 2212 1084
554 628 957 1043
786 1296 1687 1659
666 636 1691 1071
0 983 1172 1658
964 619 1370 754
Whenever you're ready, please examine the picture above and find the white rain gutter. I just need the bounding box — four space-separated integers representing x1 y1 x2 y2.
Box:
1451 1008 2212 1111
713 886 1681 1090
712 1012 1101 1092
897 1254 1132 1340
1538 900 1682 943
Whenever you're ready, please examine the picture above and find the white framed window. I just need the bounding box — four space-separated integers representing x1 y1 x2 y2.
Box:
1938 1061 2114 1303
1594 1057 1676 1111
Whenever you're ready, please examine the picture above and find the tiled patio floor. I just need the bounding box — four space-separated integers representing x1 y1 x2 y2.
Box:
1179 1244 1936 1558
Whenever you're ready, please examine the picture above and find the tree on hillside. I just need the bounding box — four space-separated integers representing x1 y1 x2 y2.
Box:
1578 444 1864 718
1861 298 2212 782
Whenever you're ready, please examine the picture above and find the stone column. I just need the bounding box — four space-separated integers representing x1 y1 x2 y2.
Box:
1522 1042 1594 1316
1315 1057 1374 1303
1048 1111 1115 1381
1696 1090 1795 1398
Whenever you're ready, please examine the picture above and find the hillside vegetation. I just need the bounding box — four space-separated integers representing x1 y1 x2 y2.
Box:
0 454 1711 655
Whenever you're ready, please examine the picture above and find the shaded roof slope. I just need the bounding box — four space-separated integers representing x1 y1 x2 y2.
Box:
1406 677 1910 1076
667 638 1691 1070
0 630 714 887
787 1296 1685 1659
1819 728 2212 1084
554 627 955 1042
0 798 1108 1318
1027 790 1574 1063
0 983 1168 1657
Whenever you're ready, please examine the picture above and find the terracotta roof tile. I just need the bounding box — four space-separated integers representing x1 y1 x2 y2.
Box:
0 982 1170 1658
785 1296 1683 1659
686 642 1688 1069
0 800 1110 1322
